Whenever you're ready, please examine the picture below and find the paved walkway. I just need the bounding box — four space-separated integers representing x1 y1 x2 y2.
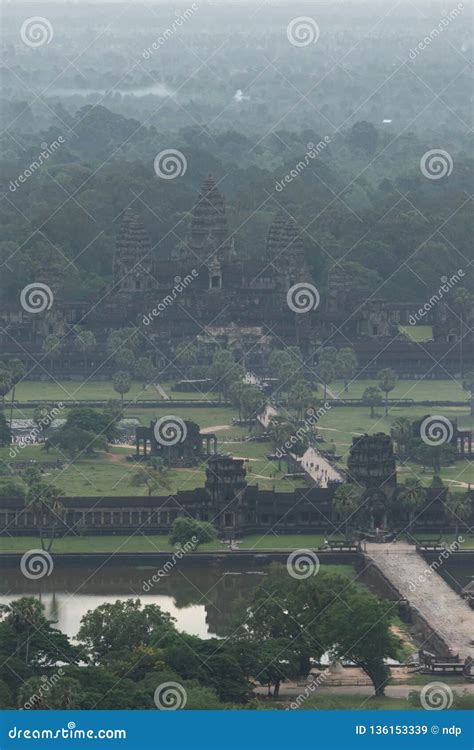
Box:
153 382 170 400
296 446 344 487
365 542 474 660
257 404 278 429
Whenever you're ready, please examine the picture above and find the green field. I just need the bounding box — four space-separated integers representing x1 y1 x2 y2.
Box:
0 535 341 554
11 380 219 403
7 377 472 405
330 378 468 402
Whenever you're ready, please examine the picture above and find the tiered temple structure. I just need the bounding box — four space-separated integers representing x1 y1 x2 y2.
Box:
1 175 473 376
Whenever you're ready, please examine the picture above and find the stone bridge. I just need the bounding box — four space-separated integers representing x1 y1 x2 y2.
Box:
365 542 474 661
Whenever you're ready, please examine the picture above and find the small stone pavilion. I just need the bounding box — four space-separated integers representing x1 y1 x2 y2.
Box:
134 419 217 467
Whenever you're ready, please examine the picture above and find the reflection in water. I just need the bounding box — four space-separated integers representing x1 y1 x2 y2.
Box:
0 564 267 640
2 561 466 640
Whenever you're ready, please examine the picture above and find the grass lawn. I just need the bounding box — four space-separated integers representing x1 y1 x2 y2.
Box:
9 377 471 405
240 534 330 550
399 325 433 342
297 694 414 710
330 378 468 402
0 535 351 555
12 380 219 403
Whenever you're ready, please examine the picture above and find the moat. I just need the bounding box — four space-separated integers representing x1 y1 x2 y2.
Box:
1 560 470 640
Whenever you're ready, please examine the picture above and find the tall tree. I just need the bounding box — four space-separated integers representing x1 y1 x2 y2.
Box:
6 359 25 428
397 477 426 536
112 371 131 403
362 386 383 418
333 484 362 538
25 481 63 552
337 347 358 393
377 368 397 416
453 288 473 377
462 372 474 417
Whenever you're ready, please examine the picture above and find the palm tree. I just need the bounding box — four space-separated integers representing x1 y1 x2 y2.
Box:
288 380 313 420
362 386 383 418
377 368 397 416
1 597 44 664
390 417 413 458
74 326 97 370
112 371 131 403
0 369 12 408
337 347 358 393
7 359 25 428
26 482 63 552
453 288 473 377
397 477 426 537
462 372 474 417
445 491 472 539
268 416 294 470
333 484 362 539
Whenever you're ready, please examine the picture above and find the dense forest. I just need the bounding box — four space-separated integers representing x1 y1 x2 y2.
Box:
0 1 472 307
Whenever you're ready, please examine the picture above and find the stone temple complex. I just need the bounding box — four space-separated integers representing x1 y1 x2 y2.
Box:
1 176 473 377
